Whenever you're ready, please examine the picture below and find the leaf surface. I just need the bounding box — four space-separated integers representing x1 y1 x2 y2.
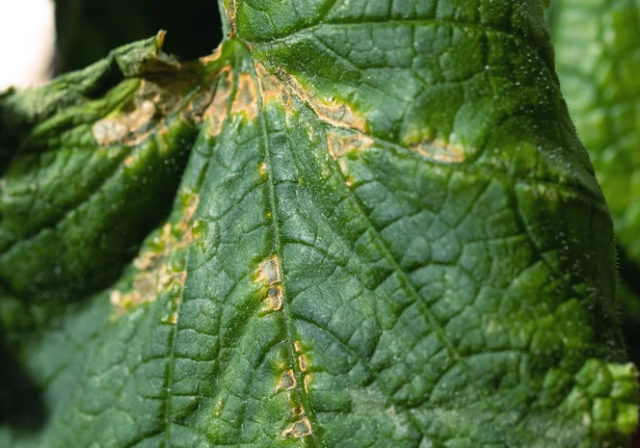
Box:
0 1 638 448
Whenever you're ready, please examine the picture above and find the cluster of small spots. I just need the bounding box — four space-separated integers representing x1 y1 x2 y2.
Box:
93 76 203 147
109 192 200 321
256 256 314 438
257 256 315 439
279 341 314 439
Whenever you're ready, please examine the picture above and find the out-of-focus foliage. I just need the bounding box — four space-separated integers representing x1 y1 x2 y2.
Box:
548 0 640 369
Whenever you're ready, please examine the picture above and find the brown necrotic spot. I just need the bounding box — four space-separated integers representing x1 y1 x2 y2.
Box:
282 418 312 438
298 354 308 372
93 73 205 147
326 131 374 160
267 285 283 311
277 69 366 132
200 45 223 64
277 369 297 391
408 139 465 163
181 89 213 124
255 62 291 107
258 256 280 285
93 100 156 146
230 72 258 119
205 67 232 136
110 191 199 318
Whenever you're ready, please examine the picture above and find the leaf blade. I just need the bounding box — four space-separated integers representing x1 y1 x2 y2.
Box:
1 1 638 447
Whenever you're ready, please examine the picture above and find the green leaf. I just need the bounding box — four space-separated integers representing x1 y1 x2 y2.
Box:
1 1 638 447
549 0 640 265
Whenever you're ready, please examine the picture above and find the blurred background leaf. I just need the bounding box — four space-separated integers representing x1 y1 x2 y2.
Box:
548 0 640 444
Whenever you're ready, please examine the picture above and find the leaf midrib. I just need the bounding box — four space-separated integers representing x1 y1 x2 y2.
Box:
250 53 325 448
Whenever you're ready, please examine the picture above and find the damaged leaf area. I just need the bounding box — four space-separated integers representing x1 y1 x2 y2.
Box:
0 1 638 448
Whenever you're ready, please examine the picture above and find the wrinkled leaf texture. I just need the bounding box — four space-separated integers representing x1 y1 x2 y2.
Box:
0 1 638 447
548 0 640 370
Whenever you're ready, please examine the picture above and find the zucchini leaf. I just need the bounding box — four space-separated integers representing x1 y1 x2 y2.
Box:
1 1 638 447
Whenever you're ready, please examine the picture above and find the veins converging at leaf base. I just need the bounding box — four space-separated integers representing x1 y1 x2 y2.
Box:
1 1 639 447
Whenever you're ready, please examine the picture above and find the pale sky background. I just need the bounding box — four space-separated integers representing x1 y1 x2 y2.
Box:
0 0 55 91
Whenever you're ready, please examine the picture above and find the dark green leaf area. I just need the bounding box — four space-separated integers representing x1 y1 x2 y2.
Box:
0 35 212 301
0 1 638 448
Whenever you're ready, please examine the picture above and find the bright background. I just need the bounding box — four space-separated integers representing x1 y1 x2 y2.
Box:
0 0 55 91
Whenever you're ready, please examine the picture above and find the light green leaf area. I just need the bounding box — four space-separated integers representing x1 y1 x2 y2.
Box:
0 1 637 448
549 0 640 264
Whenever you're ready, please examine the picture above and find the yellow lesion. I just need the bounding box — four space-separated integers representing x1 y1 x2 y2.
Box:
109 191 200 318
214 399 224 417
226 0 238 38
275 68 367 132
282 418 312 439
277 369 297 391
255 62 366 132
253 62 465 168
204 67 233 136
408 139 465 163
303 374 312 393
93 99 157 146
326 131 375 160
298 354 308 372
266 285 283 311
255 62 292 108
257 255 281 285
325 127 465 165
200 45 223 64
230 72 259 119
402 126 466 163
177 194 200 234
